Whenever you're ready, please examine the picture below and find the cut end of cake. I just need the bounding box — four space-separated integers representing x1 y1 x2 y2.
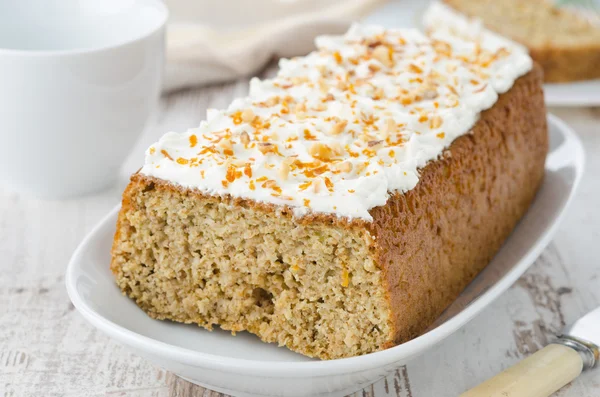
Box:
111 175 393 359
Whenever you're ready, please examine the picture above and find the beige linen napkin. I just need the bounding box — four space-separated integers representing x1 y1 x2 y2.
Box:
164 0 386 91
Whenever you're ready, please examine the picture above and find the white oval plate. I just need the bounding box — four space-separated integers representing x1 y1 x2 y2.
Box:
364 0 600 107
543 80 600 107
66 114 583 397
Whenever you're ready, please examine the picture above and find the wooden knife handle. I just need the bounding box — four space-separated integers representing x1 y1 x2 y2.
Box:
461 343 583 397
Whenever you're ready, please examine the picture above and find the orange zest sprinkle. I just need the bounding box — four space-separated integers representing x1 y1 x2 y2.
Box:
231 111 243 125
225 165 236 183
341 269 349 287
198 146 217 155
303 199 311 207
161 150 173 160
303 129 317 140
189 135 198 148
324 177 334 192
299 181 312 191
176 157 189 165
409 63 423 74
248 180 256 190
436 132 445 139
333 51 342 64
244 163 252 178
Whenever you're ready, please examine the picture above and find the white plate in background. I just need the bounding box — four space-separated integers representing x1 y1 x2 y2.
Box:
543 80 600 107
66 114 584 397
364 0 600 107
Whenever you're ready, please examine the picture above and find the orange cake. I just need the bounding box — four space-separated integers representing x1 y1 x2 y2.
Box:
110 24 548 359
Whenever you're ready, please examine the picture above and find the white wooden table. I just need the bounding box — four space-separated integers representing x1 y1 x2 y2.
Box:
1 74 599 396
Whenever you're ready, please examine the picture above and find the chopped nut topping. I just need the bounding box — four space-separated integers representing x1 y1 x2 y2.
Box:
257 142 277 155
354 162 367 175
309 142 335 161
265 96 280 107
335 161 353 173
279 162 290 180
313 102 327 111
241 109 255 123
218 138 233 151
429 115 443 129
263 180 278 189
313 178 322 193
368 63 381 72
240 131 251 145
372 45 392 67
329 141 344 156
372 87 385 100
291 76 309 85
368 140 384 150
329 120 348 135
383 118 396 136
422 89 438 100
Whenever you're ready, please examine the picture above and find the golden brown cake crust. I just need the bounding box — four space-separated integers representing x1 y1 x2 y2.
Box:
373 65 547 345
111 66 547 358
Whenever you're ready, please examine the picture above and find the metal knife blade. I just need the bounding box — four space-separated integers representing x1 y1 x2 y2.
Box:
563 306 600 347
558 306 600 370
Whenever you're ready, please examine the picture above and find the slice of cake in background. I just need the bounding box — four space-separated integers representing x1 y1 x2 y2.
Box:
110 24 548 360
423 0 600 82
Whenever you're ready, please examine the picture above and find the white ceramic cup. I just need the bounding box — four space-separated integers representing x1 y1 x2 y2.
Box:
0 0 167 198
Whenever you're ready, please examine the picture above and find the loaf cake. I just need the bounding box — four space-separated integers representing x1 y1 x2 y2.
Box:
111 24 548 359
424 0 600 82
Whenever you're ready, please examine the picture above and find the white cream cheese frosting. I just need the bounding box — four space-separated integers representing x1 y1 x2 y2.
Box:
141 23 532 221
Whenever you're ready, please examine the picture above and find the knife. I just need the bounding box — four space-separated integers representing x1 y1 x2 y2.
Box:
462 306 600 397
